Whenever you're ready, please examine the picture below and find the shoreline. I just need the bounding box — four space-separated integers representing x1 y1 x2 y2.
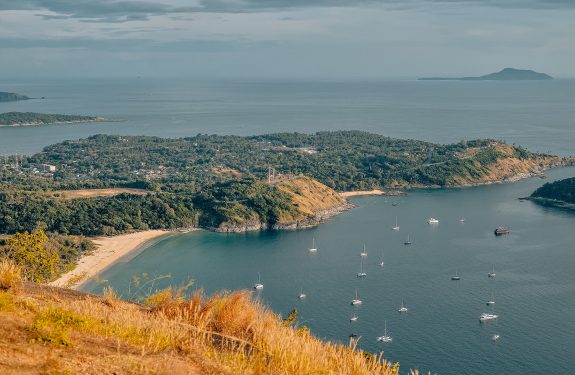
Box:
340 189 404 197
49 229 175 290
0 117 118 128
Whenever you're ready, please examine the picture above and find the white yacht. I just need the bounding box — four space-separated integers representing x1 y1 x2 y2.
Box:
379 249 385 267
479 313 498 322
392 216 400 231
351 288 362 306
253 273 264 290
398 299 408 313
376 320 393 343
404 235 412 245
298 288 306 299
459 218 466 223
428 217 439 224
360 244 368 257
357 257 367 278
308 237 317 253
492 334 501 341
350 313 359 322
451 269 460 281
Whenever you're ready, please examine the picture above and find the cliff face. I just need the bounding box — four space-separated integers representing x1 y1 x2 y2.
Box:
214 177 351 233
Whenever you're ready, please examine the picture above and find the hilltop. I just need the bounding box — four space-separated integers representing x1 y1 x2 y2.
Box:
419 68 553 81
0 92 30 102
0 261 406 375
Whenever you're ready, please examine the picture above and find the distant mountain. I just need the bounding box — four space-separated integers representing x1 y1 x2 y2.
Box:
0 92 30 102
419 68 553 81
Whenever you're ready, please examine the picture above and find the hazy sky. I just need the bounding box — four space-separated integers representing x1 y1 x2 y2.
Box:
1 0 574 78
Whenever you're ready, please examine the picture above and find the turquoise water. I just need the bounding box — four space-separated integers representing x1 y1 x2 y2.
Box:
84 166 575 375
1 78 575 156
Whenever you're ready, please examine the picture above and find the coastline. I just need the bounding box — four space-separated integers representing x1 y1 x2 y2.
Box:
340 190 404 197
49 229 175 290
0 117 115 128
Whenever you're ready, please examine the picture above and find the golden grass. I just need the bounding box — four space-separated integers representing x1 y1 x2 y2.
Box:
49 188 149 200
0 280 428 374
0 259 21 291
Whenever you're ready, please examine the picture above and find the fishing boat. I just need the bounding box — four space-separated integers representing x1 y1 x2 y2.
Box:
428 217 439 224
351 289 362 306
376 320 393 343
479 313 498 322
486 292 495 306
298 288 306 299
360 244 368 257
357 257 367 278
379 249 385 267
253 273 264 290
404 235 412 245
308 237 318 252
451 269 460 281
398 299 408 313
494 227 510 236
392 216 400 231
488 266 496 278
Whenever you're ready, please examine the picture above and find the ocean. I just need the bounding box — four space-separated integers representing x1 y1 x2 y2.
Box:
2 78 575 374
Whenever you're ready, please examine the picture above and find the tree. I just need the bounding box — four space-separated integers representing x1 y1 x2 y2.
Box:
3 230 60 282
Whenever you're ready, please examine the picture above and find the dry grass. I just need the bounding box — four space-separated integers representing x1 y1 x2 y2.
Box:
0 260 21 291
277 176 346 220
0 272 427 375
49 188 149 200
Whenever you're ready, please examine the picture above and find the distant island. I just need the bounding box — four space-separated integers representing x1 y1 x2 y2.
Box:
529 177 575 208
419 68 553 81
0 112 108 127
0 91 30 102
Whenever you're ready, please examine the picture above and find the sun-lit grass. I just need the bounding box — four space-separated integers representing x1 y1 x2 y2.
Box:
0 259 21 291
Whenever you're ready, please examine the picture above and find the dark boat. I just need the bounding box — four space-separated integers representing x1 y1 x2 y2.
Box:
494 227 510 236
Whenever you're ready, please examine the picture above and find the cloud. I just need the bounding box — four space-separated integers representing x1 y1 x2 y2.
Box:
1 0 575 24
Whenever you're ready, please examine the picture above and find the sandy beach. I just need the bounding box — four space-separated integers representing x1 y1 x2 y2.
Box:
50 230 173 289
340 190 404 197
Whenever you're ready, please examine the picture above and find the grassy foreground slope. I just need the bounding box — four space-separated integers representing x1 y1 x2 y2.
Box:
0 261 413 375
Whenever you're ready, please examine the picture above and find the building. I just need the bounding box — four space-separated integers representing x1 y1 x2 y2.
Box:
39 164 57 173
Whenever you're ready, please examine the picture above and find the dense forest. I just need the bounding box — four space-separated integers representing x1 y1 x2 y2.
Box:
531 177 575 204
0 112 99 126
0 131 563 236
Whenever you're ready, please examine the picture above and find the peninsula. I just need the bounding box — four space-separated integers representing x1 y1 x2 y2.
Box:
0 91 30 102
0 112 108 127
529 177 575 208
419 67 553 81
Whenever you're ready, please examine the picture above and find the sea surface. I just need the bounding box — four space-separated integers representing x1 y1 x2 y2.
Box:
0 78 574 156
83 166 575 375
2 78 575 374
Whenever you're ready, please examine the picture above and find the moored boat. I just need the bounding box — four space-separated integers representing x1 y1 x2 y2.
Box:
494 227 510 236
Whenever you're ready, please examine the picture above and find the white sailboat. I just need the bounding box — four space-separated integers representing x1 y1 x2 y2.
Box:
379 249 385 267
350 313 359 322
486 292 495 306
360 244 368 257
479 313 498 322
357 257 367 278
308 237 317 252
351 288 362 305
451 269 460 281
492 334 501 341
398 298 408 313
298 288 306 299
392 216 400 231
404 235 412 245
428 217 439 224
488 265 496 278
376 320 393 343
253 273 264 290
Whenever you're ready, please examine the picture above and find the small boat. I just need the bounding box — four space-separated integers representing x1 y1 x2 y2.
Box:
253 273 264 290
379 249 385 267
376 320 393 343
479 313 498 322
398 299 408 313
486 292 495 306
392 216 400 231
404 235 412 245
459 218 465 223
360 244 368 258
349 333 358 339
308 237 318 252
488 265 496 278
492 334 501 341
357 257 367 278
451 269 460 281
428 217 439 224
494 227 510 236
351 288 362 306
350 313 359 322
392 203 399 207
298 288 306 299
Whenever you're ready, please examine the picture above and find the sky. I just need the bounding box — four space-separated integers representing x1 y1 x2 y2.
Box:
0 0 574 79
